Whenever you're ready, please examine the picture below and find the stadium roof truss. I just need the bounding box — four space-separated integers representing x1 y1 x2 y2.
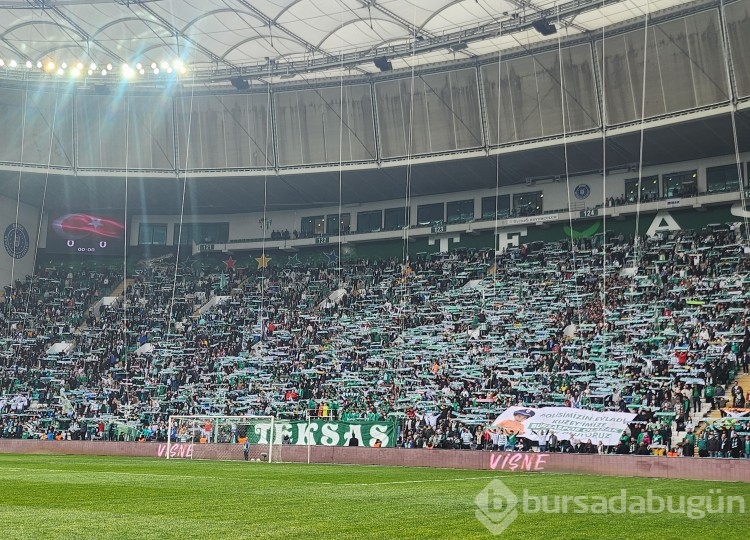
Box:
0 0 696 85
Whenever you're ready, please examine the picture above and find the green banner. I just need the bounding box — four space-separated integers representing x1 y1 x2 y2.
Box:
253 420 397 447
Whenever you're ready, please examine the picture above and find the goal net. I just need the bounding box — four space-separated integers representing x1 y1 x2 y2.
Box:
166 415 280 462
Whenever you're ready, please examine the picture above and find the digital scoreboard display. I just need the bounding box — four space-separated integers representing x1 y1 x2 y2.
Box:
47 213 125 255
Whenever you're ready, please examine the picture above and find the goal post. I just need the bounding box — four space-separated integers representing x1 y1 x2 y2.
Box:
166 415 279 462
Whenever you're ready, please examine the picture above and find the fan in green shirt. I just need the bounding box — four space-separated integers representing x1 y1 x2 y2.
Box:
508 433 518 450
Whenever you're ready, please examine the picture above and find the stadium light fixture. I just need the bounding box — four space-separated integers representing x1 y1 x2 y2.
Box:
373 56 392 72
532 19 557 36
230 77 250 90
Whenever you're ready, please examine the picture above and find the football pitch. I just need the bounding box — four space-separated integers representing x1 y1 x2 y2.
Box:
0 454 747 540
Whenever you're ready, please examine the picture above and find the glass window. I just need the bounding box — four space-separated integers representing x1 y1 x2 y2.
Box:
326 213 350 235
481 195 511 219
173 223 229 245
706 164 742 193
384 207 409 230
138 223 167 245
446 199 474 223
416 203 444 225
512 191 543 217
301 216 325 238
624 175 659 203
662 170 697 198
356 210 382 233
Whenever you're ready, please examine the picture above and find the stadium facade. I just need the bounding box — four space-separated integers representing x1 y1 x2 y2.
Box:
0 0 749 285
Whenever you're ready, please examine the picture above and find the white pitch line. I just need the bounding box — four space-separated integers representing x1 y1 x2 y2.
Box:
311 474 535 486
1 467 197 479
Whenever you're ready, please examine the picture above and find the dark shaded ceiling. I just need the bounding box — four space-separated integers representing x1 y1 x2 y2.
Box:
1 110 749 215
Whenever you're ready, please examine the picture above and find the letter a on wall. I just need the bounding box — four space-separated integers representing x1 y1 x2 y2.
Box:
646 211 681 237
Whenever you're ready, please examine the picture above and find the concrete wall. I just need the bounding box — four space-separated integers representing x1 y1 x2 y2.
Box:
2 440 748 483
0 194 40 288
127 150 750 246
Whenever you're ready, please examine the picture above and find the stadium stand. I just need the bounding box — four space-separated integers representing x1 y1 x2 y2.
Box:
1 220 749 459
1 0 750 466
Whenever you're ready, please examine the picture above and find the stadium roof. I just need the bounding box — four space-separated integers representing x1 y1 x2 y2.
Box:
3 107 750 214
0 0 693 86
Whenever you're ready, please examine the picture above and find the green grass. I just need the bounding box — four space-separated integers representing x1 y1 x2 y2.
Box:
0 453 747 539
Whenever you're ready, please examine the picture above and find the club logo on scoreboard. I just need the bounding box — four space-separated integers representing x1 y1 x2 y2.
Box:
4 223 30 259
574 184 591 200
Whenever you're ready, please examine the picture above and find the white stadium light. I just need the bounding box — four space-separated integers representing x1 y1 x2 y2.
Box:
9 59 17 67
56 67 63 75
36 61 42 68
61 62 67 69
101 69 108 76
106 63 113 71
90 62 96 70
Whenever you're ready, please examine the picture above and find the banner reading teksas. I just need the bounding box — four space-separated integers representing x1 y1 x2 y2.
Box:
491 407 636 446
253 420 397 447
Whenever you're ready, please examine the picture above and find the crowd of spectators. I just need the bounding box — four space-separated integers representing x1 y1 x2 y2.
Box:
0 222 749 458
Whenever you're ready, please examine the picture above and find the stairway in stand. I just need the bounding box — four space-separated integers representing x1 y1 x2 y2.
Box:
76 278 134 331
109 278 134 300
690 369 750 454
